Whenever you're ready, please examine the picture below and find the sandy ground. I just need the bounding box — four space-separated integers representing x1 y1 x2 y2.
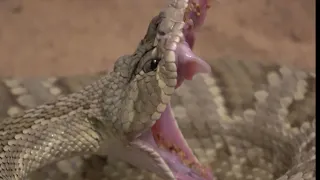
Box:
0 0 315 77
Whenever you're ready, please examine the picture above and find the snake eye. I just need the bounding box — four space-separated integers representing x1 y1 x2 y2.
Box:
143 58 160 73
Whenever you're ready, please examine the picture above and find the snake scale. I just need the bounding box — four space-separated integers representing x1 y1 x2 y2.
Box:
0 0 315 179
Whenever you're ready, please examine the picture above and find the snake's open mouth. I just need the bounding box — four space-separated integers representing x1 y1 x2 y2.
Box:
138 103 213 180
135 40 213 179
121 1 212 178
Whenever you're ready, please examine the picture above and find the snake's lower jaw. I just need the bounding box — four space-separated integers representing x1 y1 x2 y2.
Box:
107 104 213 180
106 104 213 180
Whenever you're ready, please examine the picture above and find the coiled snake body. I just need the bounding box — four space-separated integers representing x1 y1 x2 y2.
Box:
0 0 315 179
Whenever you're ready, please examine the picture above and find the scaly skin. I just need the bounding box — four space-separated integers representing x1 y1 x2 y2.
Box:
0 0 315 180
0 58 315 180
0 3 179 180
1 1 214 179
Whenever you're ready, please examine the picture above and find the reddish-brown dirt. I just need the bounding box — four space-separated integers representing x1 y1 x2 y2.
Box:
0 0 315 77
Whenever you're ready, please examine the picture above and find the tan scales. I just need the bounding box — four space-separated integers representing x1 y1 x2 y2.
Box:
0 0 315 179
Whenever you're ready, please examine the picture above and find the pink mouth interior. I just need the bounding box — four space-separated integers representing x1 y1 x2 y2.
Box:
151 105 213 180
175 41 211 88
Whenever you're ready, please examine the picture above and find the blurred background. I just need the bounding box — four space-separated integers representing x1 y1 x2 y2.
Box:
0 0 315 77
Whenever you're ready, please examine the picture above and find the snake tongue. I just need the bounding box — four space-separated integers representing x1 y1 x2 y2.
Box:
176 42 211 87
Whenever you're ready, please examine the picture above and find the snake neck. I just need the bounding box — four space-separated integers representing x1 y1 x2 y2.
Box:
0 72 122 179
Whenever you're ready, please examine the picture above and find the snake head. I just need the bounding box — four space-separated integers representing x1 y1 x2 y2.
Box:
106 0 213 179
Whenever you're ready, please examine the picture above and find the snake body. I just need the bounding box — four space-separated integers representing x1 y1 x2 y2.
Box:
0 0 315 179
0 58 315 180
